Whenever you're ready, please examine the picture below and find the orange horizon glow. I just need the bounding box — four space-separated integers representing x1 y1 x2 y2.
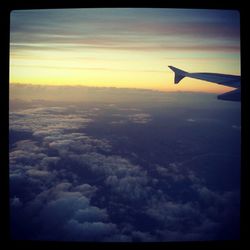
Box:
10 9 240 94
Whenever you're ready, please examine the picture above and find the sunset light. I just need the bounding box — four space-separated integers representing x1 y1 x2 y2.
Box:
10 8 240 93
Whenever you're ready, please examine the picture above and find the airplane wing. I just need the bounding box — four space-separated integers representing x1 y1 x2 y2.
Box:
217 88 241 102
168 66 241 101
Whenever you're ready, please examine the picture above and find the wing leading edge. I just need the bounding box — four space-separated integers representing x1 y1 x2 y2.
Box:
168 66 241 101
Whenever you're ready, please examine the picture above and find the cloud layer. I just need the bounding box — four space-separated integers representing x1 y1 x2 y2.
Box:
9 95 241 242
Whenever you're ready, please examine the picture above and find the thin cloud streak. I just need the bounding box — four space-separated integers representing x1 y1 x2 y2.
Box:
10 9 240 54
11 42 239 53
12 64 166 73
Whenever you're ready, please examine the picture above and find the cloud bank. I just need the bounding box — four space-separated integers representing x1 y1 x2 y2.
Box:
9 94 240 242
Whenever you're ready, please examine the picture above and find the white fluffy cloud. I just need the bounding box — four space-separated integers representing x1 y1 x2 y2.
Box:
63 220 117 241
10 106 93 136
128 113 151 124
73 152 144 177
73 184 98 198
26 169 51 178
70 152 150 201
74 207 108 223
10 140 47 165
35 195 116 241
106 175 149 201
46 133 112 155
155 163 185 182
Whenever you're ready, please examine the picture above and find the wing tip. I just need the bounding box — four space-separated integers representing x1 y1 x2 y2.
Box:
168 66 187 84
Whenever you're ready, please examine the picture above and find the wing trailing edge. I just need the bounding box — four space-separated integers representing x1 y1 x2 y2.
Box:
217 88 241 102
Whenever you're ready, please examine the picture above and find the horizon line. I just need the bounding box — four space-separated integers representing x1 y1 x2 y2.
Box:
10 82 221 95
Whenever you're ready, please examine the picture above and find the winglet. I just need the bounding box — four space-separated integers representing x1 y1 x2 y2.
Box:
168 66 187 84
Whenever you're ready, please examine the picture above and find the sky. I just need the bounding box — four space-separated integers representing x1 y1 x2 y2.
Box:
10 8 240 93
